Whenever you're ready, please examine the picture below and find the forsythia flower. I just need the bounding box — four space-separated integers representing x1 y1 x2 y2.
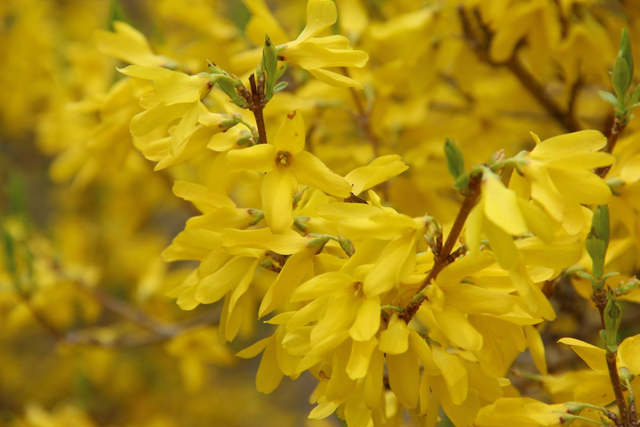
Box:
226 111 351 234
278 0 369 88
512 130 614 233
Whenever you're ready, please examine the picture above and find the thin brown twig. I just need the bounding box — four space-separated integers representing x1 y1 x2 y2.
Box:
401 173 482 322
458 7 581 133
592 288 631 425
596 117 626 178
342 67 380 158
248 73 268 144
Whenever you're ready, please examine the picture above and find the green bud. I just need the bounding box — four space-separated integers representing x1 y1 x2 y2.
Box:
620 28 634 78
444 138 465 178
612 55 631 99
306 235 331 251
338 235 355 257
598 90 618 107
444 138 468 191
585 206 610 279
604 296 621 353
619 366 634 384
262 35 278 100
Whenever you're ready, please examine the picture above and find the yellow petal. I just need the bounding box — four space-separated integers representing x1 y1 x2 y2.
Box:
226 144 277 173
291 151 351 197
96 22 167 66
118 65 172 80
432 307 483 351
619 334 640 375
350 296 381 342
548 167 612 205
130 102 190 137
154 72 209 105
483 174 528 236
308 68 364 89
558 337 607 374
530 130 607 160
363 232 416 297
346 155 409 195
524 325 547 375
221 228 307 254
296 0 337 43
291 271 353 301
195 256 254 304
379 314 410 355
387 350 420 408
256 338 283 393
347 337 378 380
262 168 298 234
484 218 519 270
273 110 305 153
431 346 468 405
259 250 313 317
364 349 384 409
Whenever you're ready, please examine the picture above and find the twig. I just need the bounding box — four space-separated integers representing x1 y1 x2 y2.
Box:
458 7 581 133
596 117 626 178
248 74 268 144
591 288 630 425
401 173 482 322
342 67 380 157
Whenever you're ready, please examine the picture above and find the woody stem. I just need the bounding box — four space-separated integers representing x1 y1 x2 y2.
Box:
596 117 626 178
592 289 630 425
249 73 268 145
401 173 482 322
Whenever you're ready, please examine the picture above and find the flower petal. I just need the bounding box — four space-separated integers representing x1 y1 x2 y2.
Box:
273 110 305 153
226 144 276 173
262 168 297 234
292 151 351 197
296 0 337 43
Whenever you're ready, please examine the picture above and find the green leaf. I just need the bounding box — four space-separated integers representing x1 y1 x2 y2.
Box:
262 35 278 100
612 55 631 99
619 28 634 78
444 138 465 181
273 81 288 93
598 90 618 107
585 205 610 280
275 62 288 81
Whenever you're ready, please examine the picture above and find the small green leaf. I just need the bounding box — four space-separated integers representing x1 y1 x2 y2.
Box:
598 90 618 107
612 55 631 99
619 28 634 78
444 137 465 180
273 81 288 93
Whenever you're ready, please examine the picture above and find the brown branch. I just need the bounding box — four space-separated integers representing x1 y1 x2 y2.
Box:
592 288 631 425
596 117 626 178
342 67 380 158
249 73 268 144
458 7 581 133
401 173 482 322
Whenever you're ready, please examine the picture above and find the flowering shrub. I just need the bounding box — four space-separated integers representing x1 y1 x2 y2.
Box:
2 1 640 426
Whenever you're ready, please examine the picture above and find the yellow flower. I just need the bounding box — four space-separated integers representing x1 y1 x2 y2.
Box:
513 130 614 233
475 397 567 427
279 0 369 88
557 335 640 406
118 65 227 169
237 0 369 88
95 21 173 68
465 171 561 320
226 111 351 234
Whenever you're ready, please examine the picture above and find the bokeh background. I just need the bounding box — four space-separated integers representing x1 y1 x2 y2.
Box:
1 0 640 426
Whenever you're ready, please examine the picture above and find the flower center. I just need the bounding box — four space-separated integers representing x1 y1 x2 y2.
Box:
275 151 292 168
